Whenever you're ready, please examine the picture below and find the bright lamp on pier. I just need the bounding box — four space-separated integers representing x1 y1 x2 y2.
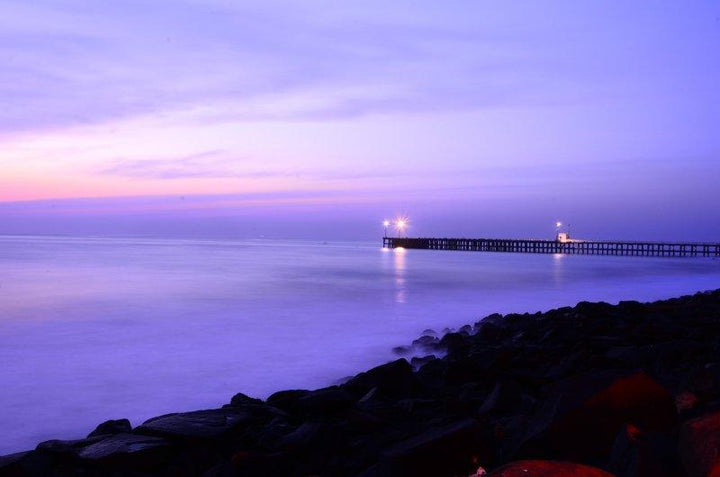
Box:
556 221 562 228
383 220 390 227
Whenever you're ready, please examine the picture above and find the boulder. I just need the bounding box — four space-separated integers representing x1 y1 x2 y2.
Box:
76 433 170 464
686 364 720 402
87 418 132 437
135 408 250 440
293 387 354 415
364 418 492 477
343 359 422 399
521 371 677 462
608 425 683 477
679 410 720 477
486 460 613 476
228 392 264 407
36 436 105 455
266 389 311 410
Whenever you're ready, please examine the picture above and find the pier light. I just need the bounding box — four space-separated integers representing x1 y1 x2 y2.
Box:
556 221 562 228
383 220 390 236
395 218 408 237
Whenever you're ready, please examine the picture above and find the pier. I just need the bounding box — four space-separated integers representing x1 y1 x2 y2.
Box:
382 237 720 258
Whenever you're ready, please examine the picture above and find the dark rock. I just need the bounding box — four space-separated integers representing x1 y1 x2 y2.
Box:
686 363 720 401
608 425 683 477
87 418 132 437
275 421 345 452
266 389 310 410
343 359 422 399
474 322 508 343
412 335 440 351
36 435 105 455
679 410 720 477
293 387 354 415
364 419 492 477
439 332 470 355
486 460 614 476
459 324 473 335
479 380 536 416
443 358 486 386
0 451 31 477
410 354 436 369
0 451 53 477
521 371 678 462
135 408 250 440
228 392 264 407
574 301 615 319
76 433 170 463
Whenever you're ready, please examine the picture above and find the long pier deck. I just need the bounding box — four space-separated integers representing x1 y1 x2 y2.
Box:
383 237 720 258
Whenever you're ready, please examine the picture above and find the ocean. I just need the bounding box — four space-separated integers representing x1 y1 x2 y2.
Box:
1 234 719 454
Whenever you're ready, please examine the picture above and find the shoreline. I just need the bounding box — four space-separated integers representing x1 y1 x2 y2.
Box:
2 290 720 477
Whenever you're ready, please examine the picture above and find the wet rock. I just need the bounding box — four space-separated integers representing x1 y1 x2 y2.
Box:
410 354 436 369
393 345 412 355
412 335 440 352
486 460 613 476
87 418 132 437
135 408 250 440
679 410 720 477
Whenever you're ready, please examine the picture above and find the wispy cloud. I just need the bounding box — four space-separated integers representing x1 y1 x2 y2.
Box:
98 150 410 181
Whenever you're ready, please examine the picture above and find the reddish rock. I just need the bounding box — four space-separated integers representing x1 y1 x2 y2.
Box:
486 460 613 476
679 410 720 477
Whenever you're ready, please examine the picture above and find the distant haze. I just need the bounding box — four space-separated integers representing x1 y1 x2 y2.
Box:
1 1 719 241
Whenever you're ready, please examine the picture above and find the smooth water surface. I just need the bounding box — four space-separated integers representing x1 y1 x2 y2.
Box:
1 235 719 453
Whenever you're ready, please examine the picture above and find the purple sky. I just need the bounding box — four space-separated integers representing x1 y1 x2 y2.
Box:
1 1 719 240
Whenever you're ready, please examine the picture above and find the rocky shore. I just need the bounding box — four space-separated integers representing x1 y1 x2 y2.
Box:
2 290 720 477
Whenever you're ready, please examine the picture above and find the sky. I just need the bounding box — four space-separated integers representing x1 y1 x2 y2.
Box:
0 0 719 240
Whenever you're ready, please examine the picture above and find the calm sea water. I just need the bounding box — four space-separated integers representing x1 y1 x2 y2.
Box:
0 234 719 454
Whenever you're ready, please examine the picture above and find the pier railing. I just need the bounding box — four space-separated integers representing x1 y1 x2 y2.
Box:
382 237 720 258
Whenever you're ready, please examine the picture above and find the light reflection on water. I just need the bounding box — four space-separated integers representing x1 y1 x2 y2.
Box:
0 235 719 454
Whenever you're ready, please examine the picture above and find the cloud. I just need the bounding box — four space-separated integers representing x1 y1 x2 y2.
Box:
99 151 254 179
98 150 409 181
0 0 633 134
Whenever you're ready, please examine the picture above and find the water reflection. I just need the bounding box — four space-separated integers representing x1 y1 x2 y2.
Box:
393 248 407 304
552 253 565 286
